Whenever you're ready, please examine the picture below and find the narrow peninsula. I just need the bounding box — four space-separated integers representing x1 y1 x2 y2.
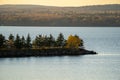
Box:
0 33 97 58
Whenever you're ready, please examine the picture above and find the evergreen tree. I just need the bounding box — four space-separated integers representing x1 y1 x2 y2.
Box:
21 36 26 48
34 35 41 48
33 34 55 48
26 34 31 48
43 35 49 47
36 35 41 48
56 33 65 47
14 34 22 49
0 34 5 48
8 34 14 41
48 34 55 47
7 34 14 48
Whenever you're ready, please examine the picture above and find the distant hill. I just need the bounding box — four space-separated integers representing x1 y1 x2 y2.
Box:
77 4 120 11
0 4 120 12
0 4 120 26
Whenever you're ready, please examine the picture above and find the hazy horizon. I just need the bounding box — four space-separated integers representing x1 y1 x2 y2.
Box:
0 3 120 7
0 0 120 7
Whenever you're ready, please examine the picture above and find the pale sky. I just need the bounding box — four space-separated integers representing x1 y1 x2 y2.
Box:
0 0 120 6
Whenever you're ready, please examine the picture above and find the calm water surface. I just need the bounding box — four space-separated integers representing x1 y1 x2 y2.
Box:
0 27 120 80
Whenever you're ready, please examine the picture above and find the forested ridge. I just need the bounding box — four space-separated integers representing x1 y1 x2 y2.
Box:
0 4 120 26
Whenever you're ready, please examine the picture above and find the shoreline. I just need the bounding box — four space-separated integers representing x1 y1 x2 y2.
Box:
0 48 97 58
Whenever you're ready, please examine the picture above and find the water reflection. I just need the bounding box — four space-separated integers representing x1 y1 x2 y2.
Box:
0 55 120 80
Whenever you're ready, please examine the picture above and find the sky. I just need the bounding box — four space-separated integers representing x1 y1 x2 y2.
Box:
0 0 120 6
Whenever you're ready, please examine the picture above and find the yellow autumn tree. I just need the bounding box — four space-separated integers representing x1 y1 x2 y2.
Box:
66 35 83 48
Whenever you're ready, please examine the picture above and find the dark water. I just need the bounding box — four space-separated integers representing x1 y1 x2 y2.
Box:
0 27 120 80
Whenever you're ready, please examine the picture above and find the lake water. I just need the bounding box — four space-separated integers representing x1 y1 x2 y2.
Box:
0 27 120 80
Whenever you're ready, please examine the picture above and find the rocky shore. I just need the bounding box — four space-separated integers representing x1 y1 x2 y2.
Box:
0 48 97 58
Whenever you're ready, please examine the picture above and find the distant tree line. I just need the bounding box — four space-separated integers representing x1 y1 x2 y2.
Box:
0 12 120 26
0 33 84 49
0 5 120 26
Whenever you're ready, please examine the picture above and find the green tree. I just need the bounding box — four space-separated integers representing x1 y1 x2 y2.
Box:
26 34 31 48
56 33 65 47
14 34 22 49
33 35 42 48
32 40 37 48
42 35 48 47
21 36 26 48
0 34 5 48
7 34 14 48
33 34 55 48
48 34 55 47
8 34 14 41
